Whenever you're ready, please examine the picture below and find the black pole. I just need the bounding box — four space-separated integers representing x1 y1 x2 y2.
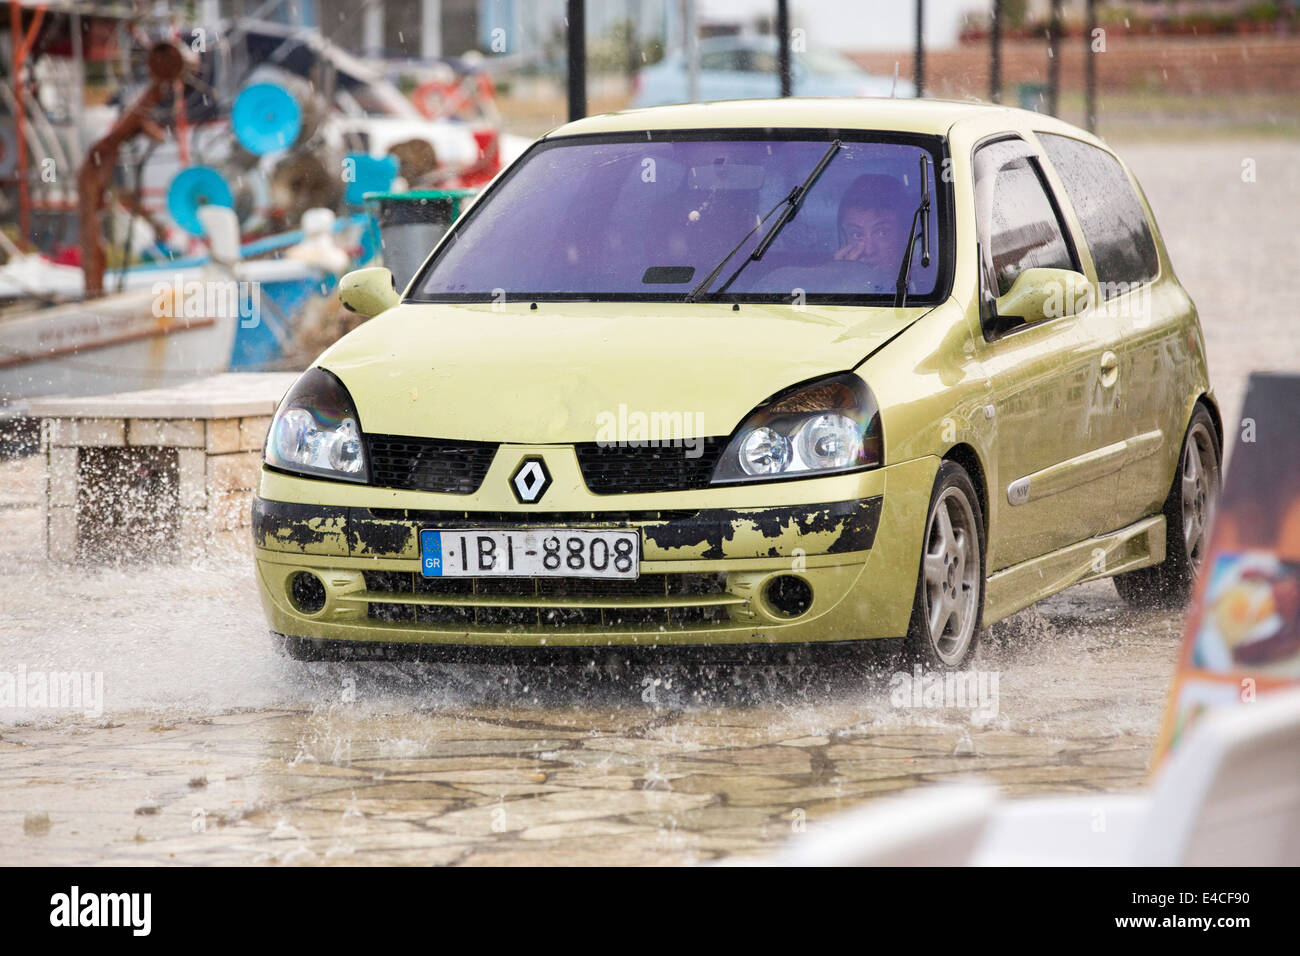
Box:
567 0 586 121
913 0 925 97
776 0 791 97
1047 0 1061 116
1084 0 1097 131
990 0 1002 104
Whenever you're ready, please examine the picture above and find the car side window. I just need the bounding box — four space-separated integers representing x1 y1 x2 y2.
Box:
1037 133 1159 298
984 157 1075 297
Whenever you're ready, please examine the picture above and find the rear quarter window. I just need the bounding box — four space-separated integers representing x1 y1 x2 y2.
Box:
1037 133 1160 298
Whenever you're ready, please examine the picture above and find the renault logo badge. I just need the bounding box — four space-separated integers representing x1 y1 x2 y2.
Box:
510 457 552 504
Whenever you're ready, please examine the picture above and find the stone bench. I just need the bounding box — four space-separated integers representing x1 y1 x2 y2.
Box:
28 373 298 561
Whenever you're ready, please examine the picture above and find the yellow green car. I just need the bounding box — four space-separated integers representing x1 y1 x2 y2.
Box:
253 98 1220 668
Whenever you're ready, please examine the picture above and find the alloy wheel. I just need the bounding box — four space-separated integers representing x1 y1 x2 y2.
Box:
921 486 981 666
1180 420 1218 575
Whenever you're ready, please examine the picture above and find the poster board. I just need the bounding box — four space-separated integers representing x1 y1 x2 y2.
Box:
1155 373 1300 761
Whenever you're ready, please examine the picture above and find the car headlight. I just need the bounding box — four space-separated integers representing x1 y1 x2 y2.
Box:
711 373 883 484
264 367 369 483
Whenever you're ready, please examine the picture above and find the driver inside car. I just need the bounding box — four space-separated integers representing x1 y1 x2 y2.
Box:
831 173 910 288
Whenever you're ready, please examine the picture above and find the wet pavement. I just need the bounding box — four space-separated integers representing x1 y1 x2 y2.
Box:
0 579 1176 865
1 138 1297 865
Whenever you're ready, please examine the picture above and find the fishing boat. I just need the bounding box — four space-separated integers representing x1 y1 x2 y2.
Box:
0 6 489 418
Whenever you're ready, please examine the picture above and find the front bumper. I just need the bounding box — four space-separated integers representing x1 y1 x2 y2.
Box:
252 453 939 648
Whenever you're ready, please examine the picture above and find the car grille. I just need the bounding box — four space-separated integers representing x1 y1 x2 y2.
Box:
573 438 728 494
361 570 736 630
364 434 731 496
366 434 498 495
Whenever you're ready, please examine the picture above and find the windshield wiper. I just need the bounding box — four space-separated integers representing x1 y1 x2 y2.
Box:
894 154 933 308
687 139 842 302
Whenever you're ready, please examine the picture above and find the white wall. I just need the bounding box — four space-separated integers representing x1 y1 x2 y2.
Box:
697 0 969 52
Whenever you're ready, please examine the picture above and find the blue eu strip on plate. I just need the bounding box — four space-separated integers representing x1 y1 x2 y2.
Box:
420 530 443 577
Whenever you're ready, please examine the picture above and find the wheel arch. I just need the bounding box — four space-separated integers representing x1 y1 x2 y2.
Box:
1197 391 1224 458
941 442 989 538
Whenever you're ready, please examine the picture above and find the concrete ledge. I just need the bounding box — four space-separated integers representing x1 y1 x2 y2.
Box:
35 373 295 562
127 418 205 447
26 372 298 421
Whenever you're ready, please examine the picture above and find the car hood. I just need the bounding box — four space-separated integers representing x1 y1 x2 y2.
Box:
317 301 931 443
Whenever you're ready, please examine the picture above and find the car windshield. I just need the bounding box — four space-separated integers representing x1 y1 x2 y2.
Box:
409 131 949 305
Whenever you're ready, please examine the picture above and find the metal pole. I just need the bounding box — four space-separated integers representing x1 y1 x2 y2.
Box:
989 0 1002 104
1084 0 1098 131
71 5 84 163
421 0 442 59
10 1 29 244
363 0 384 57
626 0 638 94
684 0 698 102
566 0 586 121
1047 0 1061 116
10 2 46 244
913 0 925 97
776 0 791 97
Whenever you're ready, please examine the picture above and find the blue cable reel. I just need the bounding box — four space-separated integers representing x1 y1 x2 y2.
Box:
166 166 235 236
232 82 303 156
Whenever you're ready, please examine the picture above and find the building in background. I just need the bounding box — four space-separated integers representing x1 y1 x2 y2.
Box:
207 0 973 63
693 0 966 51
225 0 664 61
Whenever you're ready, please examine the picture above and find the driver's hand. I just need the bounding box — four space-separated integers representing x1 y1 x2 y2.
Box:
834 240 865 261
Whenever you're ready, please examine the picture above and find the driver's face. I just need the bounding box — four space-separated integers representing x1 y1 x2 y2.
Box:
839 207 905 268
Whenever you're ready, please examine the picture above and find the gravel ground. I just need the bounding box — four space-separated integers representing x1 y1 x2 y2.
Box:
0 137 1296 866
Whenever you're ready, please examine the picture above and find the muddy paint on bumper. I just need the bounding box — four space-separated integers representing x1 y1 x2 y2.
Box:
253 496 883 562
251 456 939 647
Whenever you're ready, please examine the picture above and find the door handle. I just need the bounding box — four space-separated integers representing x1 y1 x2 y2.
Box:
1099 350 1119 388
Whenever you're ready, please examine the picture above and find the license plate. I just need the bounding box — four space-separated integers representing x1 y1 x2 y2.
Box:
419 528 640 579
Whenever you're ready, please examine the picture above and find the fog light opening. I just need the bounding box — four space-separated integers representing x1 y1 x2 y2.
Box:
765 575 813 618
290 571 327 614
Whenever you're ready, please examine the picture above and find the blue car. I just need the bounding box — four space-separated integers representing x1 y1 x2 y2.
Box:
633 36 914 107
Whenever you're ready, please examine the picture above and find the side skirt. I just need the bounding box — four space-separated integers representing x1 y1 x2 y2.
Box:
983 515 1167 627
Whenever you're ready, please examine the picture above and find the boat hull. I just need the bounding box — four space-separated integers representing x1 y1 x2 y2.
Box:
0 287 239 408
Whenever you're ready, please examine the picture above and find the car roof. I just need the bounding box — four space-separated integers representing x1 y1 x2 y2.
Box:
546 97 1101 144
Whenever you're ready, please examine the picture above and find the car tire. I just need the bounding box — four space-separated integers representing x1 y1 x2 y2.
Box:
1113 404 1220 609
902 460 986 669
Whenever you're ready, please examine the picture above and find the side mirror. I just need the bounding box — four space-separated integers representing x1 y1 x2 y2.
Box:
338 267 399 318
993 267 1091 325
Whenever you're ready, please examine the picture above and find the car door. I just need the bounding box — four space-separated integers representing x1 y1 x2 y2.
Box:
1035 133 1179 530
972 136 1127 571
